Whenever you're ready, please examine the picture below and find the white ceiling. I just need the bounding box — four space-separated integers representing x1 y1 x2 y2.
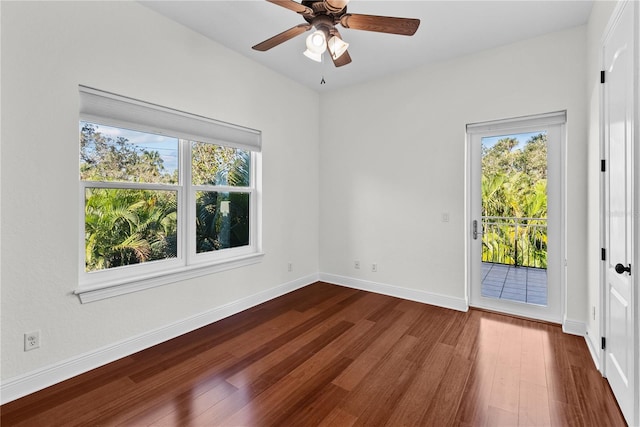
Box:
141 0 593 92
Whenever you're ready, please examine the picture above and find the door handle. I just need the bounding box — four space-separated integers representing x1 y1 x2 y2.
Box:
615 263 631 275
473 220 478 240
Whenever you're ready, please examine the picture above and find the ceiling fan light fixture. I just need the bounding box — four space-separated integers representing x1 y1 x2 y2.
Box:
306 30 327 54
327 35 349 60
303 49 323 62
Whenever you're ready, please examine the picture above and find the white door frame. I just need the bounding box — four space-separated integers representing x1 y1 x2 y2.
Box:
599 1 639 424
465 111 567 324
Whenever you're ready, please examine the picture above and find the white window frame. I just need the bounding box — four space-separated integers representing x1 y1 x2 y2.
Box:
75 86 263 303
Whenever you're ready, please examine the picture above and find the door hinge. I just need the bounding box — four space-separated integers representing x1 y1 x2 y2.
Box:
601 70 605 84
601 159 606 172
601 248 606 261
601 336 606 350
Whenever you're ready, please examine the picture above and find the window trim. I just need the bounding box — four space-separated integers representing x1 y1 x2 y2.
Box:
76 87 262 303
75 252 264 303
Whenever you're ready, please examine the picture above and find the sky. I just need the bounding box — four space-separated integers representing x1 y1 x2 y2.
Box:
82 122 179 175
481 131 546 151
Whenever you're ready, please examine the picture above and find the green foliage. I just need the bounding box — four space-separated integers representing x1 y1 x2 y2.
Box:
195 191 250 253
481 133 548 268
192 142 250 186
84 188 177 271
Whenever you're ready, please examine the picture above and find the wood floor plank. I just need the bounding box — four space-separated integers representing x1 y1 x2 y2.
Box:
488 318 523 414
485 405 520 427
225 314 347 389
110 353 240 426
405 303 451 340
548 398 586 426
332 308 405 381
201 319 370 425
385 342 455 426
520 323 547 387
570 365 627 427
217 357 353 426
0 282 626 427
276 382 348 427
454 315 503 426
197 321 354 425
224 309 308 358
79 349 238 426
518 380 551 426
337 291 396 324
453 308 483 361
318 406 358 427
0 355 137 425
542 323 582 407
438 309 469 347
128 380 238 426
338 334 419 424
420 353 473 426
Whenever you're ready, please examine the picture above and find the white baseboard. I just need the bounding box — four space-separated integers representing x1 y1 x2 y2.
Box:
562 318 586 336
584 330 602 371
0 274 318 405
319 273 469 313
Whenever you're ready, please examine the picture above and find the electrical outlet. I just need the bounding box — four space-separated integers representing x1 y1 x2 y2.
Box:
288 262 293 272
442 212 450 222
354 260 360 269
24 331 40 351
372 263 378 272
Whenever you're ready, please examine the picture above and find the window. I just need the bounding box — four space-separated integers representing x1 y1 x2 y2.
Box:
77 86 262 302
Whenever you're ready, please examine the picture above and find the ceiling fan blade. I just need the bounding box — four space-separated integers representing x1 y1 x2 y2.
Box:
324 0 349 13
266 0 313 16
340 14 420 36
252 24 312 51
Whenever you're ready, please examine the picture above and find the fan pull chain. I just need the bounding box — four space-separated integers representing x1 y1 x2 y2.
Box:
320 52 326 85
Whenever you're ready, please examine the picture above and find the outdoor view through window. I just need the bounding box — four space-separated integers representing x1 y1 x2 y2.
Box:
480 131 548 306
80 122 251 273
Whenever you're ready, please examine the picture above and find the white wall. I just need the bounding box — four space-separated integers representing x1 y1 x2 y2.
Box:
1 1 319 384
585 0 619 366
319 26 588 319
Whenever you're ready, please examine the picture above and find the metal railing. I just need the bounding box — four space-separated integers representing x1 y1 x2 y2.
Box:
481 216 547 269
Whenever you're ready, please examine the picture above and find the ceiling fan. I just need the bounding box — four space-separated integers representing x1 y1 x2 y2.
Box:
252 0 420 67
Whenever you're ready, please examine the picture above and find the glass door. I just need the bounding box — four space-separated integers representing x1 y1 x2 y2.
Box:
468 113 565 323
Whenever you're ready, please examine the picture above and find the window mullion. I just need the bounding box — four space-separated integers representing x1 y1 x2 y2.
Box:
181 139 193 265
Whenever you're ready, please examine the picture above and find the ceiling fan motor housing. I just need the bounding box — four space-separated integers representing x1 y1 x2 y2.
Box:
307 15 337 38
303 1 348 16
302 1 346 36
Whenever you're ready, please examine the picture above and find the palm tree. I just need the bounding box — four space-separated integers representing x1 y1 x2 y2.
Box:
481 134 548 268
84 188 177 271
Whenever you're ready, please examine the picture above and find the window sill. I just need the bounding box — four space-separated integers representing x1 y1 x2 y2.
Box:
74 252 264 303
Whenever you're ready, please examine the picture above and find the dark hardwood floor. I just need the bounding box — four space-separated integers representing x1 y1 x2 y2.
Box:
1 282 626 426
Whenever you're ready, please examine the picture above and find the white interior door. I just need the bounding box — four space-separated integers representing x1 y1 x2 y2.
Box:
467 113 565 323
602 1 637 425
